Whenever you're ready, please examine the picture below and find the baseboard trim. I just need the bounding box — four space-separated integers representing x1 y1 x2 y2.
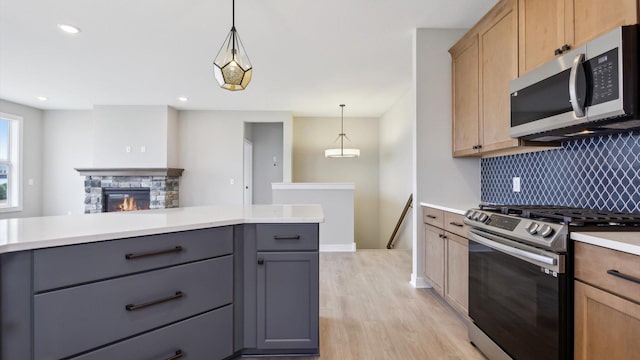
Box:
410 274 431 289
319 243 357 252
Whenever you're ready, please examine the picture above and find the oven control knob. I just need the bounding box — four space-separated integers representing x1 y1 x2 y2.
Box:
472 211 481 221
465 210 475 219
539 224 554 238
478 213 489 223
526 222 539 234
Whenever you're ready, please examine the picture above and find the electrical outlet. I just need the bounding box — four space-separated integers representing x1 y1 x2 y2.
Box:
126 146 132 153
230 178 235 185
513 177 521 192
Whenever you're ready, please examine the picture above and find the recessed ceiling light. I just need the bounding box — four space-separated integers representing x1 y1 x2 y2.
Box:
36 96 48 101
178 97 188 102
57 24 80 34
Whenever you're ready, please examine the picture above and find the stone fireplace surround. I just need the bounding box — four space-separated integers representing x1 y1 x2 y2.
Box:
76 168 184 214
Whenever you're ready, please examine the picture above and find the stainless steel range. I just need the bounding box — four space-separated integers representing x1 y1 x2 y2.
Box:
463 205 640 360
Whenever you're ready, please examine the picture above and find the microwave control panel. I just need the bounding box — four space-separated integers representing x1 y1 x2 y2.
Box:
588 48 619 106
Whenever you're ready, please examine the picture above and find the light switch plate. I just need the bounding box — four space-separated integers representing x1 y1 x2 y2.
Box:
513 177 521 192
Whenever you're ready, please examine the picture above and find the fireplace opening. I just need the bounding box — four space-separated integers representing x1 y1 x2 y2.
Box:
103 187 151 212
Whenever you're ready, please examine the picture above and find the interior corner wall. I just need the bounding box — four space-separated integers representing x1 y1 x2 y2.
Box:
292 116 380 249
411 29 481 287
167 106 179 168
379 90 413 250
178 111 291 207
41 110 94 216
0 99 44 219
250 123 283 204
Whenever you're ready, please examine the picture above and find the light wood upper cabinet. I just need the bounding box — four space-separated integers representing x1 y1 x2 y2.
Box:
479 0 520 153
519 0 639 75
451 36 479 157
570 0 639 47
518 0 565 74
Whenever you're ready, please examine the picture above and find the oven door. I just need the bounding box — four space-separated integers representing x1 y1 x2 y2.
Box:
468 230 568 360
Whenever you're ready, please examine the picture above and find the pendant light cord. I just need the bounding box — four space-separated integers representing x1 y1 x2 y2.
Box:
231 0 236 53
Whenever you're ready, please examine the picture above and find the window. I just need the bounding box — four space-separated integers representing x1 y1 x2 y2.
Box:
0 113 22 212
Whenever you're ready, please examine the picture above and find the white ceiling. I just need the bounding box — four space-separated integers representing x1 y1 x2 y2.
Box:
0 0 497 117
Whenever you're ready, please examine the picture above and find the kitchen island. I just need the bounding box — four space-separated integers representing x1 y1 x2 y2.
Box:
0 204 323 360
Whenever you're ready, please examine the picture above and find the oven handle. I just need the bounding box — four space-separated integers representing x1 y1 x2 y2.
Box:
569 53 586 118
468 231 557 266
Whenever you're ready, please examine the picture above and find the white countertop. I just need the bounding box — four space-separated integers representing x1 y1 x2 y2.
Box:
571 232 640 256
419 202 472 216
0 205 324 254
272 182 355 190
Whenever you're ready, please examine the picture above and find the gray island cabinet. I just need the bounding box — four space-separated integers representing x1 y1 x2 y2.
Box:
0 223 319 360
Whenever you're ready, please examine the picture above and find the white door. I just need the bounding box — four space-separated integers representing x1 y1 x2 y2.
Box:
243 140 253 205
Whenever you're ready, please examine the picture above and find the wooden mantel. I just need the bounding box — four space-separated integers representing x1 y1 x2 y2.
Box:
75 168 184 177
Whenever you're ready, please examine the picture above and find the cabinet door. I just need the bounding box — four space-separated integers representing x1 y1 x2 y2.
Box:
479 0 520 153
568 0 638 48
445 233 468 315
519 0 566 74
451 35 480 157
256 252 319 350
574 280 640 359
424 225 445 296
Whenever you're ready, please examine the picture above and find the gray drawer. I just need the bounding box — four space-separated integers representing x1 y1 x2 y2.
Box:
256 224 318 251
70 306 233 360
34 226 233 292
34 256 233 360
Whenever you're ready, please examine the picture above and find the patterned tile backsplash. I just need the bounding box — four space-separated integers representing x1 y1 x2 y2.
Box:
481 131 640 213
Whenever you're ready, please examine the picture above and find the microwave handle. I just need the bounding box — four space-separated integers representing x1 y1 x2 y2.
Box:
569 53 586 118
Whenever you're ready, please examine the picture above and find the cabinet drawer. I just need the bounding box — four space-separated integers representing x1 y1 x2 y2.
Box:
34 256 233 360
34 226 233 291
423 207 444 228
444 212 469 237
256 224 318 251
575 242 640 303
70 306 233 360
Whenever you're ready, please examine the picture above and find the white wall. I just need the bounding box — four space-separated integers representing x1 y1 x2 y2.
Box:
178 111 292 206
410 29 481 288
41 110 93 215
92 105 174 167
167 106 179 168
0 99 43 219
292 116 380 249
379 90 413 250
250 123 283 204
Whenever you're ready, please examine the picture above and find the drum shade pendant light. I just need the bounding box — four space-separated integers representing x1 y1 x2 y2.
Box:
213 0 252 91
325 104 361 158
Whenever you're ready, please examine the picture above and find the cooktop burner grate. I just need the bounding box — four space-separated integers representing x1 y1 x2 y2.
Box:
479 204 640 227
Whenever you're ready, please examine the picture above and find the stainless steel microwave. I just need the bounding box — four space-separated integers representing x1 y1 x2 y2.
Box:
510 25 640 142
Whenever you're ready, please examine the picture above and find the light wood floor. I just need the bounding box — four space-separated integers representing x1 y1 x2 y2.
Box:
247 249 485 360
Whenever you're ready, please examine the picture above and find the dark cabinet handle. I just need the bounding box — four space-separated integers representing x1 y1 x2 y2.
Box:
561 44 571 52
449 222 464 228
125 291 184 311
125 246 183 260
426 215 437 219
438 233 445 238
166 350 184 360
257 258 264 265
607 269 640 285
477 144 482 149
273 235 301 240
554 48 562 56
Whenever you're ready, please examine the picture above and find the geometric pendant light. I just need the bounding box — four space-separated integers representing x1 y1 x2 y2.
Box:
213 0 253 91
324 104 361 158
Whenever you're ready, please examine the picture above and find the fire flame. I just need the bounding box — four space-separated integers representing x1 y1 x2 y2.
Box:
118 196 138 211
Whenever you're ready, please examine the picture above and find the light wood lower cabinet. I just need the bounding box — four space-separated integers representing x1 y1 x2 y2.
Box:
445 233 469 315
424 225 446 297
574 242 640 359
422 207 469 316
574 280 640 359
